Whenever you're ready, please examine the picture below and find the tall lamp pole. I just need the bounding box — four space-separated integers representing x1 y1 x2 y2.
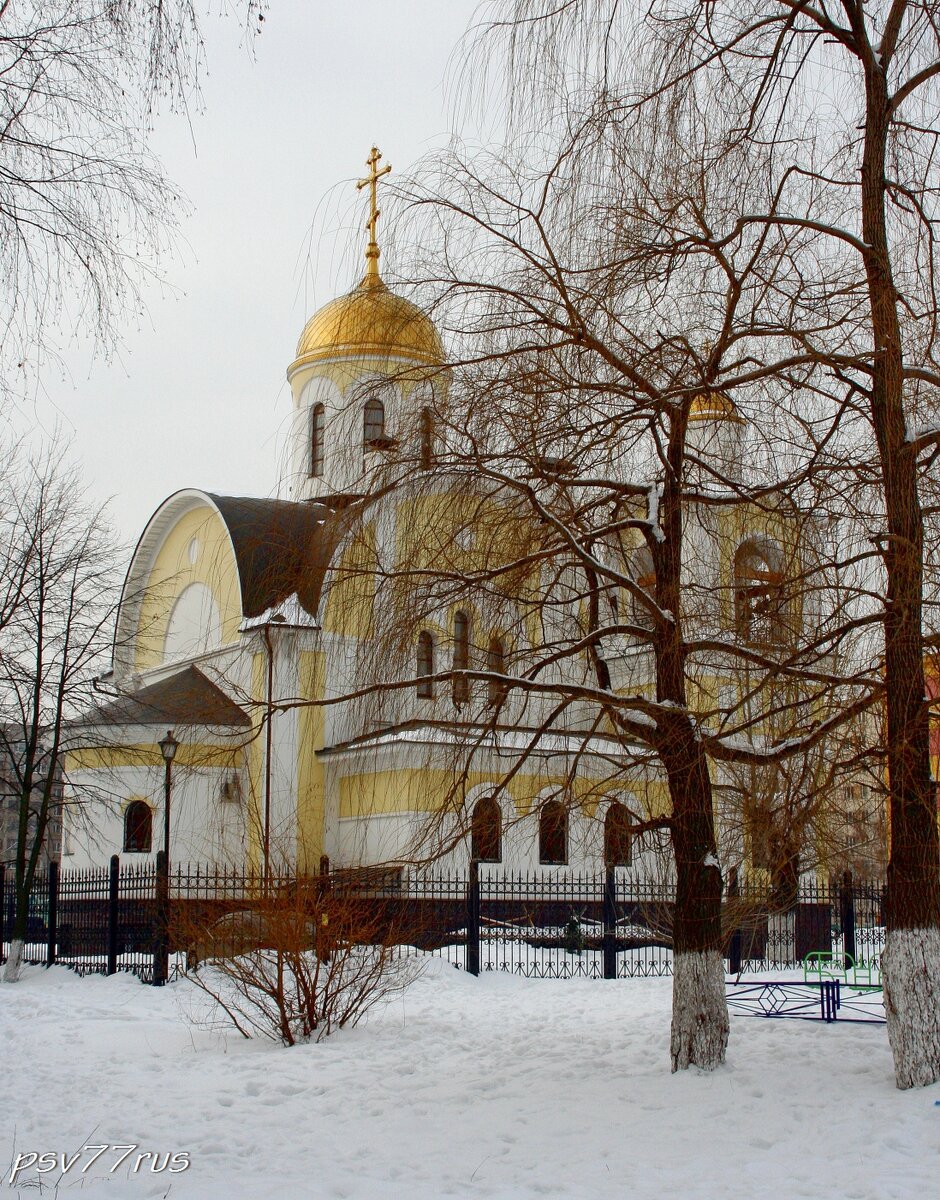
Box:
154 730 179 986
159 729 179 863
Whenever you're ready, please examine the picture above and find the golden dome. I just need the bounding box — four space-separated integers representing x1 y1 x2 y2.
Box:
688 391 745 424
291 265 444 371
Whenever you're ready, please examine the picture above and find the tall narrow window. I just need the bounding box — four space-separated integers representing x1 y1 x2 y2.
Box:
539 800 568 865
487 636 507 707
629 546 657 631
471 796 502 863
123 800 152 853
747 799 774 871
734 541 786 645
453 610 470 705
604 802 632 868
363 397 385 446
420 407 434 470
310 404 325 477
416 631 435 698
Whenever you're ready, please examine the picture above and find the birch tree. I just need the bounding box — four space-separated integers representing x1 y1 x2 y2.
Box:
0 0 264 395
0 440 122 981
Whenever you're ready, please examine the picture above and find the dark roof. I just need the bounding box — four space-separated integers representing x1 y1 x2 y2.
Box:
91 666 251 728
207 494 356 619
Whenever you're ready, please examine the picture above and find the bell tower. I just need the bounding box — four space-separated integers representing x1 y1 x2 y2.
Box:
285 148 445 504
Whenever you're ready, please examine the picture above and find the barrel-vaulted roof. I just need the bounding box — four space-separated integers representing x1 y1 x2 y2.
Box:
114 490 364 683
205 494 344 620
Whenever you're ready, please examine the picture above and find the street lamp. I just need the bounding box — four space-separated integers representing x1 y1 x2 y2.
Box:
154 729 179 986
158 729 179 863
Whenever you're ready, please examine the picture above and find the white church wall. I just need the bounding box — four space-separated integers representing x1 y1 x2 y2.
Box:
195 643 254 706
289 375 343 502
293 369 408 501
62 759 246 871
320 630 377 749
332 811 427 867
686 415 746 482
262 627 304 870
290 365 444 506
323 767 667 877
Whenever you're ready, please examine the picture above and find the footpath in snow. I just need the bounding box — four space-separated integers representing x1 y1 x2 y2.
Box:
0 959 935 1199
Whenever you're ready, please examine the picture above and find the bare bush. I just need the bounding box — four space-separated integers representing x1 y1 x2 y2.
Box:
178 883 419 1046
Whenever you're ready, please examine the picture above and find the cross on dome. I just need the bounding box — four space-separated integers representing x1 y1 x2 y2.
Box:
356 146 392 277
289 148 444 373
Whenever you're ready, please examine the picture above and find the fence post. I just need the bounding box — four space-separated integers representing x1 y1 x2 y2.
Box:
727 867 742 976
840 870 856 969
466 859 480 976
107 855 120 976
0 861 5 965
316 857 332 964
46 860 59 967
153 850 169 986
602 865 617 980
821 979 840 1022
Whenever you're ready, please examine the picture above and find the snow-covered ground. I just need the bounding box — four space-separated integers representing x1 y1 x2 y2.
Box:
1 960 936 1199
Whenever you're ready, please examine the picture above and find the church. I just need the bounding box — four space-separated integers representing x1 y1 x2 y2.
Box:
63 150 822 881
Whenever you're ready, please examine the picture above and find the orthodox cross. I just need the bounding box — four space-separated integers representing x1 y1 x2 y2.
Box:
357 146 392 267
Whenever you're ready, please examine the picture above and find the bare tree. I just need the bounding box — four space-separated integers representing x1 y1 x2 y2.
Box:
0 438 123 980
455 0 940 1090
0 0 264 395
304 123 883 1071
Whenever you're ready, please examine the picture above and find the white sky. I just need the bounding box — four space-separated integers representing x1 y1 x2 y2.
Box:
33 1 480 543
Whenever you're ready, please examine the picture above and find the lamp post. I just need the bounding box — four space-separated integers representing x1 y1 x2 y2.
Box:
154 729 179 986
158 729 179 863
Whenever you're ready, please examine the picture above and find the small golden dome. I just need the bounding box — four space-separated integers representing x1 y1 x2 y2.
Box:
291 267 444 371
688 391 745 424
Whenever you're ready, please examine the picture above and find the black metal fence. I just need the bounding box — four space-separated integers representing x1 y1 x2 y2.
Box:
405 867 885 980
404 866 677 979
0 858 886 984
1 858 159 982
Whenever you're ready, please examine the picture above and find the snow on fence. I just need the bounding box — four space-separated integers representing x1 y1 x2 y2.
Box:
0 859 885 985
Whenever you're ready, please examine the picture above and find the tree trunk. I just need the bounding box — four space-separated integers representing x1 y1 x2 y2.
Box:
655 426 729 1072
663 721 729 1072
670 948 728 1072
3 939 25 983
882 929 940 1088
2 896 29 983
861 53 940 1089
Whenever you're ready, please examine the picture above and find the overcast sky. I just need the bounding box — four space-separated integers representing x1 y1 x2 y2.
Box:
34 1 480 543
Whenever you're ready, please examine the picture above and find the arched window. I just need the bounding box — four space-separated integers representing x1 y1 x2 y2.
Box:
734 541 786 645
539 800 568 865
310 404 325 477
604 802 633 868
471 796 502 863
453 610 470 705
420 407 434 470
123 801 152 854
487 636 507 707
744 788 776 871
363 397 385 447
628 546 656 631
416 631 435 698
